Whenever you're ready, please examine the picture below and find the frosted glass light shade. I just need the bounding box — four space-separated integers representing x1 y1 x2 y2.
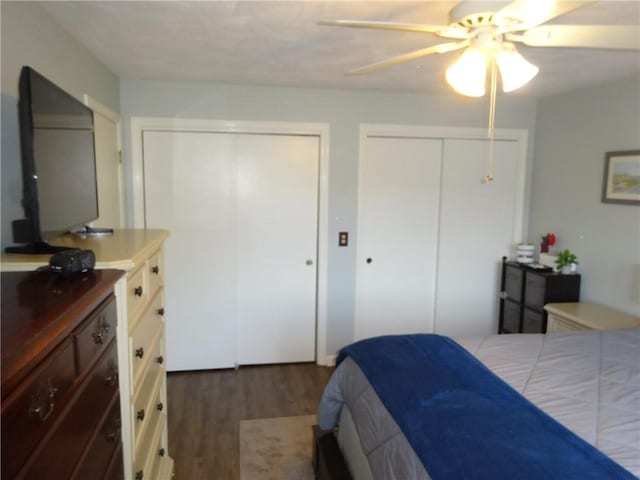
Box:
497 45 539 93
445 48 486 97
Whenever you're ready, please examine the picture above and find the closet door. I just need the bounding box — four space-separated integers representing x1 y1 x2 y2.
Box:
355 136 443 340
143 131 238 370
236 134 319 365
143 130 320 370
434 139 519 336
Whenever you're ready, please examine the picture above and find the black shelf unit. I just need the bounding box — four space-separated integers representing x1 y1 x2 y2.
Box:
498 257 581 334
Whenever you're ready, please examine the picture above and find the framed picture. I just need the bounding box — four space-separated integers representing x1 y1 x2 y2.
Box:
602 150 640 205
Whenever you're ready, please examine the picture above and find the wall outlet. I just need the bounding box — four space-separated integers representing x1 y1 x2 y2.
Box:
339 232 348 247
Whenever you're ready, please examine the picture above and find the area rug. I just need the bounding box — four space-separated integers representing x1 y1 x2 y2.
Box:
239 414 316 480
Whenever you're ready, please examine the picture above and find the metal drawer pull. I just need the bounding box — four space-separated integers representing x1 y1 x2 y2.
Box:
92 317 110 344
366 258 372 264
29 384 59 422
135 347 144 359
156 355 164 365
135 470 144 480
105 418 122 441
151 265 160 274
134 286 143 297
157 402 164 411
137 409 145 421
158 307 165 316
158 448 166 457
105 362 118 387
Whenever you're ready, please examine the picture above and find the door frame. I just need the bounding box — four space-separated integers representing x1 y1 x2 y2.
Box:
355 123 528 335
131 117 331 365
84 95 125 228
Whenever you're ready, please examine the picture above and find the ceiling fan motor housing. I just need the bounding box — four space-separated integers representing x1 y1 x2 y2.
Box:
449 1 506 29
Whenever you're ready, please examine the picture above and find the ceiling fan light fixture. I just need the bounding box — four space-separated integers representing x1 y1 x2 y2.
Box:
497 43 539 93
445 48 486 97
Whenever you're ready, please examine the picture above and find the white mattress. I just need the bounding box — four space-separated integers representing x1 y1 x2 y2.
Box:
318 329 640 479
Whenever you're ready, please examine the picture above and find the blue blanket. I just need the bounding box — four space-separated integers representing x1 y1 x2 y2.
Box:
337 334 635 480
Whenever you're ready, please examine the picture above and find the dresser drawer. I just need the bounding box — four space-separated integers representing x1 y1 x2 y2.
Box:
71 394 122 480
134 413 167 480
127 265 148 322
132 365 164 452
522 308 545 333
524 273 546 310
1 338 75 479
74 294 118 377
21 340 119 479
501 300 521 334
148 416 169 480
141 331 166 397
131 291 165 388
548 315 587 332
147 249 164 301
104 444 124 480
505 264 524 303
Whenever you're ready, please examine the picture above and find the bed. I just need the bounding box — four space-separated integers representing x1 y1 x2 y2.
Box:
317 328 639 479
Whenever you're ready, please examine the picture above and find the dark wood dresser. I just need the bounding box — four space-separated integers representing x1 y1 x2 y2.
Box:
499 259 581 334
1 269 125 479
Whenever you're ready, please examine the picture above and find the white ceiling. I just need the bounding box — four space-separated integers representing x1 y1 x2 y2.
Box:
42 1 640 98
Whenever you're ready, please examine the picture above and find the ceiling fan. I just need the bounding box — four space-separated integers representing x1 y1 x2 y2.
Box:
319 1 640 97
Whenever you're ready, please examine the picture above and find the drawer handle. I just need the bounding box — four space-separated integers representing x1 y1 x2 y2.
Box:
156 355 164 365
134 286 143 297
135 347 145 359
29 384 59 422
157 402 164 411
151 265 160 275
92 317 110 344
158 447 166 457
105 361 118 387
105 417 122 441
158 307 165 316
135 470 144 480
137 409 145 421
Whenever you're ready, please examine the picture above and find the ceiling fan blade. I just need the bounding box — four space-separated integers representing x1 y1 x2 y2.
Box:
507 25 640 50
495 0 595 30
347 41 469 76
318 20 470 39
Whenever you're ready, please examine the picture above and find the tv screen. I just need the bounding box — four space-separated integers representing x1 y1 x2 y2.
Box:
6 66 98 253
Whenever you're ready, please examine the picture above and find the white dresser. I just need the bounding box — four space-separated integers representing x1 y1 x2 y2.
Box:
545 302 639 332
1 229 174 480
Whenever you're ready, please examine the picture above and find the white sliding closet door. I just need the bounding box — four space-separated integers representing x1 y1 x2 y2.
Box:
356 128 524 341
144 131 238 370
143 130 319 370
355 136 443 340
237 135 319 365
435 139 518 337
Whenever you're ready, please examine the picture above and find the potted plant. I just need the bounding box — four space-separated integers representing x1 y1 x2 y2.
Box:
555 249 579 274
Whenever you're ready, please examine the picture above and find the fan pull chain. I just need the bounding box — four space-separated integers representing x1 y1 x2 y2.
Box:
484 58 497 183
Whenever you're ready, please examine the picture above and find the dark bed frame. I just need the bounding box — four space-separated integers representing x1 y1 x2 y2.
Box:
312 425 353 480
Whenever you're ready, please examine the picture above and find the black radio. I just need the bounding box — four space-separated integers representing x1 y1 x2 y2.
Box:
49 249 96 277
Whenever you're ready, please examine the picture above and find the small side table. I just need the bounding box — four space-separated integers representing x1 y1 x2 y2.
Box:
544 302 639 332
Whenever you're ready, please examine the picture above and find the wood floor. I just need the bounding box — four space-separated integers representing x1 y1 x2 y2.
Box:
166 362 334 480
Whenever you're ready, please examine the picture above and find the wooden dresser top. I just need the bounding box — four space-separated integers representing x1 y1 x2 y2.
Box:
1 229 168 272
1 269 124 397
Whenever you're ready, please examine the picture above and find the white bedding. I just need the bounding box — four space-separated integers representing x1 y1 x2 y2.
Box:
318 328 640 479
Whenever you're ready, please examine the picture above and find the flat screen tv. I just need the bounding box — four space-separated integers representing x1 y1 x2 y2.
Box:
6 66 99 254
